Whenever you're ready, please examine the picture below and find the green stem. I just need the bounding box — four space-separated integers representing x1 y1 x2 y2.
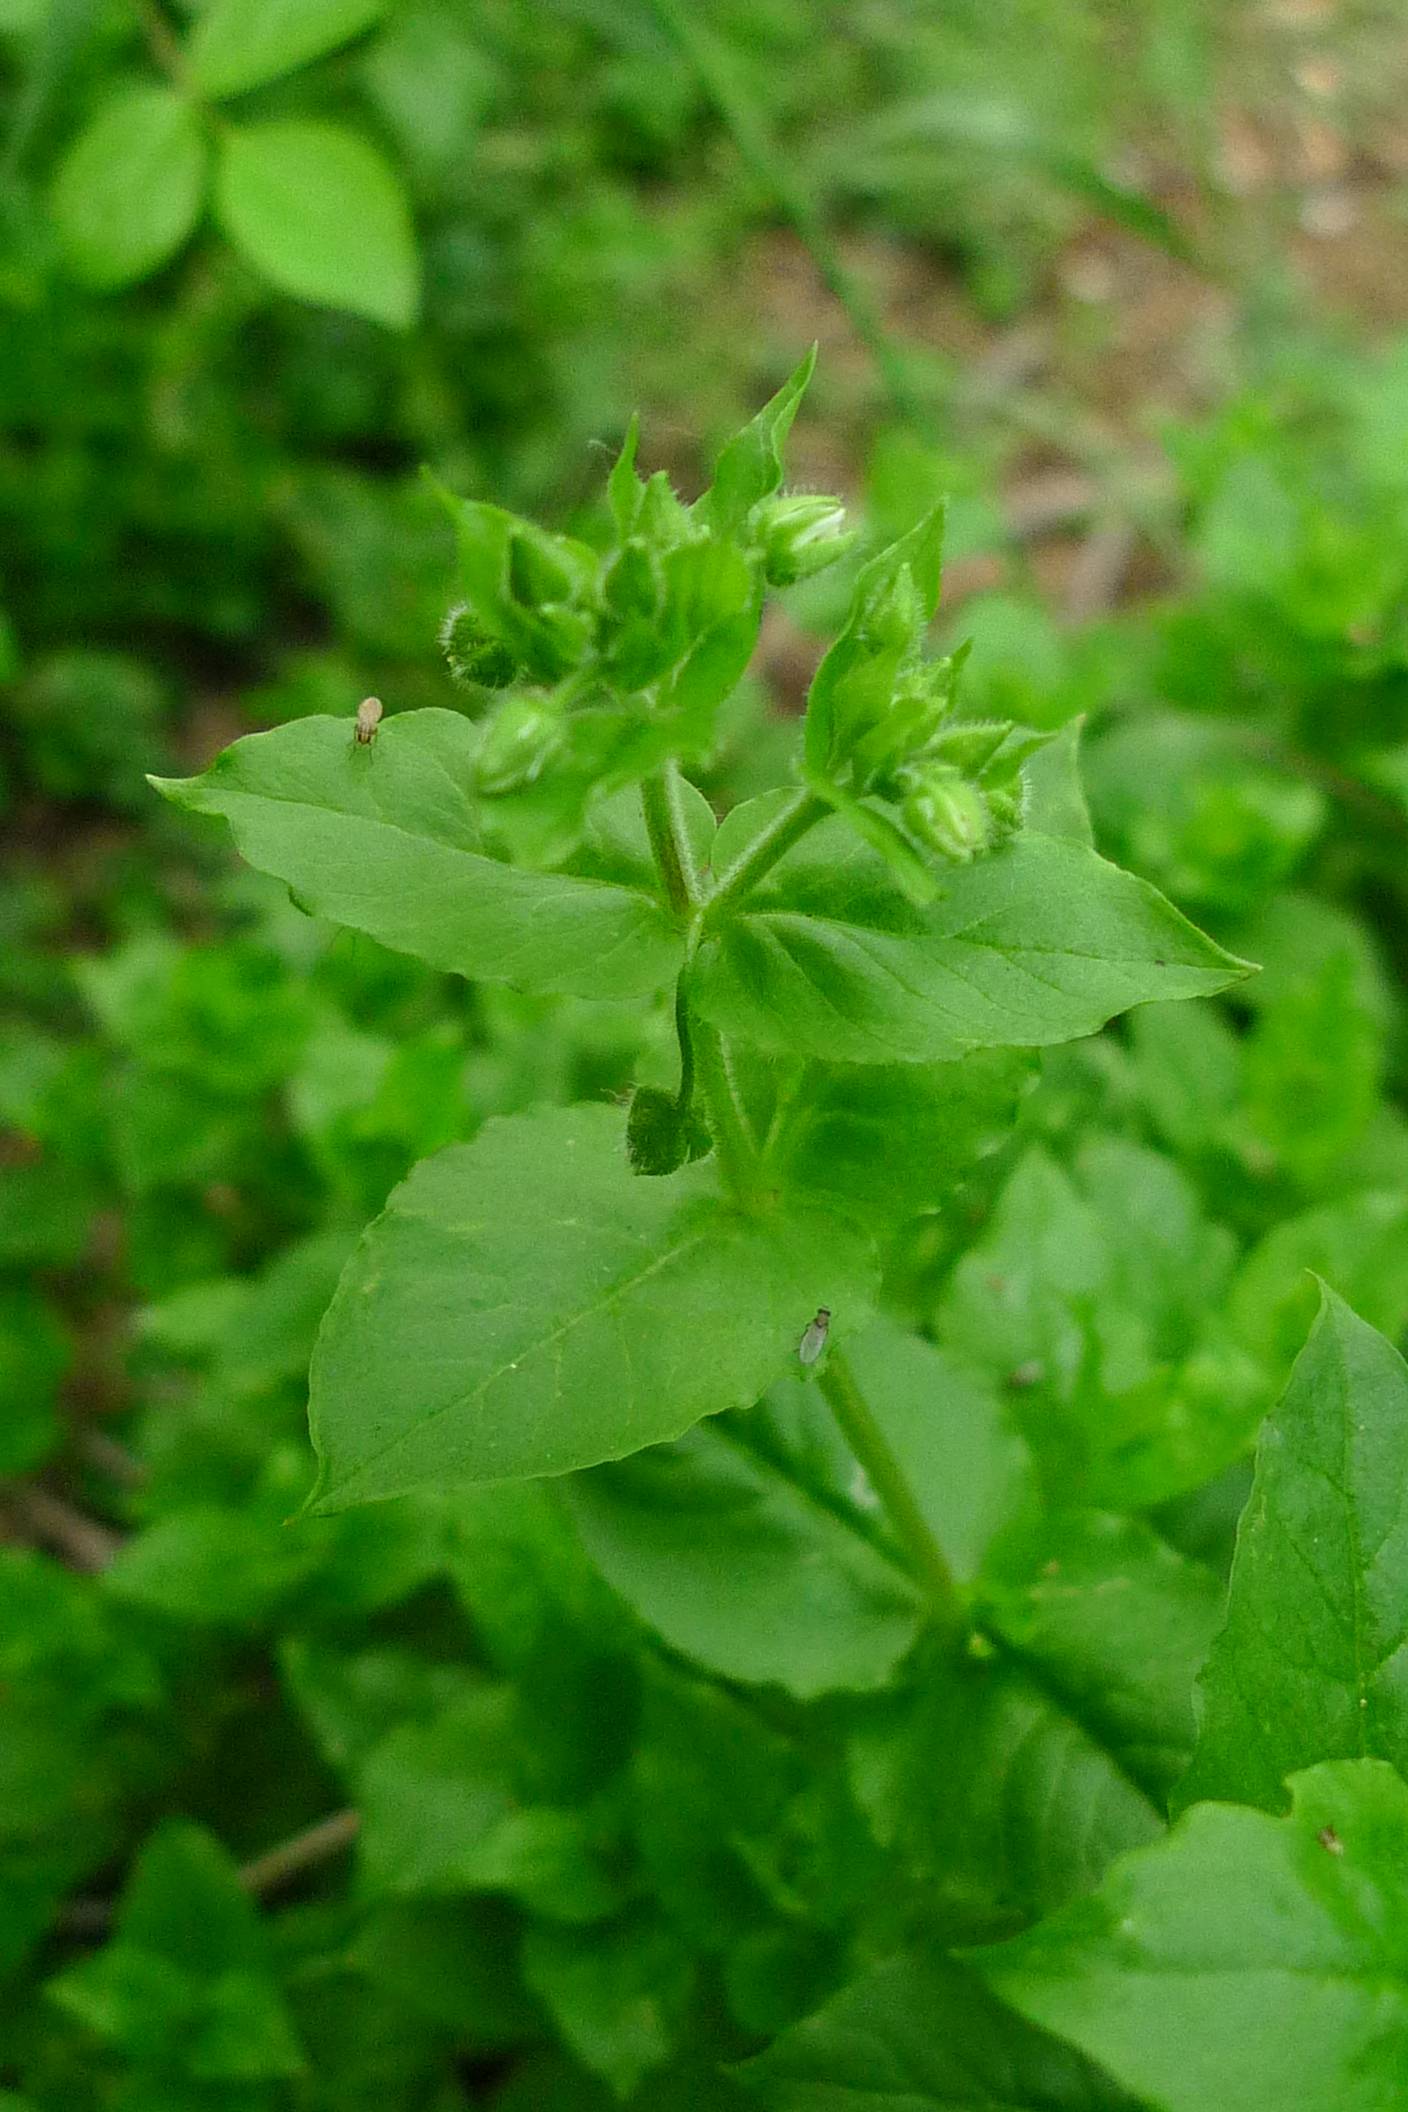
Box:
642 767 759 1202
671 979 696 1113
705 789 829 920
641 764 699 919
690 1016 759 1204
646 0 938 441
816 1346 965 1642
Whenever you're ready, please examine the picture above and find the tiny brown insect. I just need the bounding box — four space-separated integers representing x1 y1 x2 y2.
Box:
354 696 384 745
1318 1825 1345 1855
798 1306 831 1367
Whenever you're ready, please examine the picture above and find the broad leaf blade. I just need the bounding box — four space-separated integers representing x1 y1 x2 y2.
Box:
152 712 683 1000
214 119 417 326
1178 1289 1408 1813
567 1324 1026 1696
737 1949 1137 2109
975 1759 1408 2112
692 826 1251 1065
190 0 386 100
308 1105 877 1508
51 85 206 289
564 1409 924 1699
981 1512 1224 1807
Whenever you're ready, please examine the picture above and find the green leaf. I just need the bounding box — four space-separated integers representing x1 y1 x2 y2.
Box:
765 1048 1034 1234
737 1949 1138 2109
190 0 386 99
50 85 206 289
1178 1291 1408 1813
852 1649 1163 1935
700 347 816 531
568 1325 1028 1697
103 1506 314 1625
975 1759 1408 2112
1023 718 1094 846
47 1822 304 2080
214 119 417 326
522 1913 694 2098
357 1686 624 1921
938 1140 1268 1509
564 1393 925 1698
308 1104 877 1509
980 1511 1224 1806
152 713 682 1000
692 825 1251 1066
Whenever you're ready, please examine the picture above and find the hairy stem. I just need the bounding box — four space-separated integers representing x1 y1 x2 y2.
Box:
705 788 829 920
641 764 699 919
690 1016 760 1204
816 1347 966 1642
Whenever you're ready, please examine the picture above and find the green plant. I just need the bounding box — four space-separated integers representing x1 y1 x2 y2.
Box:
155 357 1246 1519
33 361 1385 2103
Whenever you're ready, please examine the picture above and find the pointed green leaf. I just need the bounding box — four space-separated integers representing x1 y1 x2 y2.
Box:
692 825 1252 1066
51 85 206 289
975 1759 1408 2112
700 347 816 531
190 0 387 99
1178 1290 1408 1813
308 1105 877 1508
214 119 417 326
151 713 683 1000
737 1949 1138 2109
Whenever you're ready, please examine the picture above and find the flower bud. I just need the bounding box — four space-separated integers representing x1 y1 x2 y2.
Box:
756 493 856 586
440 605 519 691
900 765 993 862
473 698 561 795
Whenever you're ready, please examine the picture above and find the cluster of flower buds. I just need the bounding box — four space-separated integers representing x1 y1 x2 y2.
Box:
431 367 860 818
886 717 1039 865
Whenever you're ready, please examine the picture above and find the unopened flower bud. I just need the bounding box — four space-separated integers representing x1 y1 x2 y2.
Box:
756 493 855 586
440 604 519 691
901 766 993 862
474 698 560 795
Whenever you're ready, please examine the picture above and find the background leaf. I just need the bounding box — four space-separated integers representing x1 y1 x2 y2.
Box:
214 118 417 326
190 0 387 100
1178 1290 1408 1812
737 1948 1137 2109
50 85 206 289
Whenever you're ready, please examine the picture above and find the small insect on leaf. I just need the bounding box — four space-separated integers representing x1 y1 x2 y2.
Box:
354 696 384 745
798 1305 831 1366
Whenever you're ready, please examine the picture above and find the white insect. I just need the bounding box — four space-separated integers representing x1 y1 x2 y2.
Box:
354 695 384 745
798 1305 831 1367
